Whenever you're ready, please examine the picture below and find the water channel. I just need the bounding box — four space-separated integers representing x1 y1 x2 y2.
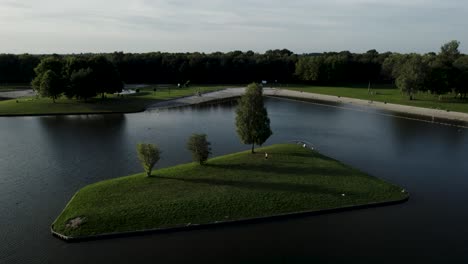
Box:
1 97 468 263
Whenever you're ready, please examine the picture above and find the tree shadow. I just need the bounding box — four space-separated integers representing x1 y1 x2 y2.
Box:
203 162 353 178
156 175 357 196
243 151 337 161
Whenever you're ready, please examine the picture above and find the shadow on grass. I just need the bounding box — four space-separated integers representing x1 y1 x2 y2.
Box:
203 162 343 176
156 175 355 196
280 151 336 161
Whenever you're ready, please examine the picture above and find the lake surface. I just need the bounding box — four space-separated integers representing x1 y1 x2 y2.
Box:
1 97 468 263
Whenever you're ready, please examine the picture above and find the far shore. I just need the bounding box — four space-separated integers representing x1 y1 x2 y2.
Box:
148 88 468 125
2 87 468 125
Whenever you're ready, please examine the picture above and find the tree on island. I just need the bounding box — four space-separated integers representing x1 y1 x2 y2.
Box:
136 143 161 177
235 83 272 153
187 133 212 165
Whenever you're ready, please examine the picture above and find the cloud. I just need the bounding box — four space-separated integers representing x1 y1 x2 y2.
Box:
0 0 467 53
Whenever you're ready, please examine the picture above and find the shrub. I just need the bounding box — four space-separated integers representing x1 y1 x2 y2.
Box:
136 143 161 177
187 134 211 165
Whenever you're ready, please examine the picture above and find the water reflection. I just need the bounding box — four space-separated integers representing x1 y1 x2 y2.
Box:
1 97 468 263
389 112 467 156
36 115 130 179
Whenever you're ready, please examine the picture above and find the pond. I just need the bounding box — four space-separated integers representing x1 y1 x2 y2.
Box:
1 97 468 263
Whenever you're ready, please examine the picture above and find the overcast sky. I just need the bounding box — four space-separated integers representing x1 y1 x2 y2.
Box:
0 0 467 54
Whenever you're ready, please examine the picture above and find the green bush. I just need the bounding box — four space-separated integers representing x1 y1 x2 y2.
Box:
187 134 211 165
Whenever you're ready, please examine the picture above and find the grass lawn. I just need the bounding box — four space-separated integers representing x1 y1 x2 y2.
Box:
285 84 468 114
52 144 408 239
0 85 231 115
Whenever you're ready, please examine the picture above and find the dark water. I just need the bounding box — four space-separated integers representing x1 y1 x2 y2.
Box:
1 97 468 263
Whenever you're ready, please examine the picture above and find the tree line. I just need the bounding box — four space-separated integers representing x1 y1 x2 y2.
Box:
1 41 467 100
295 40 468 99
0 49 297 85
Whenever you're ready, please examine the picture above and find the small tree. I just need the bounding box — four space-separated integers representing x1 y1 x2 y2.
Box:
136 143 161 177
187 134 211 165
235 83 272 153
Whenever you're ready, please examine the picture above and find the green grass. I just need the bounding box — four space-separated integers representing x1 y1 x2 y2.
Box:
0 85 231 115
52 144 408 238
285 84 468 114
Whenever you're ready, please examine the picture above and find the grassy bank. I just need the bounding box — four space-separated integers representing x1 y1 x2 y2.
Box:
285 85 468 114
0 85 230 116
52 144 408 239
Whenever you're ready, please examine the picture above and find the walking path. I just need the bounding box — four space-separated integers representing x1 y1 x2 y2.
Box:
148 88 468 123
147 88 246 109
0 89 35 100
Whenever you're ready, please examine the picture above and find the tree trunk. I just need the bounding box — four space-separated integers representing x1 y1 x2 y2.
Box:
251 143 255 153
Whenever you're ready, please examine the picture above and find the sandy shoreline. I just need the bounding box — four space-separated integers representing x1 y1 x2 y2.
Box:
147 88 468 124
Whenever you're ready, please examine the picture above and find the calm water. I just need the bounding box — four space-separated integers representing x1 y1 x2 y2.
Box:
1 97 468 263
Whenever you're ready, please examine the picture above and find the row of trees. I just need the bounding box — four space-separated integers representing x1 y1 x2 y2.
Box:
109 49 297 84
137 83 272 176
295 49 386 84
296 40 468 99
0 49 297 85
31 55 123 101
2 40 467 100
384 41 468 99
0 54 40 84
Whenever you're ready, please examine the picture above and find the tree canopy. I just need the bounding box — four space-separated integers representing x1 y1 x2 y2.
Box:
30 55 123 101
38 70 62 102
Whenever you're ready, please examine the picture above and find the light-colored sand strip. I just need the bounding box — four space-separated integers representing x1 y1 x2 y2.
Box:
268 89 468 123
147 88 468 124
0 89 35 99
147 88 246 109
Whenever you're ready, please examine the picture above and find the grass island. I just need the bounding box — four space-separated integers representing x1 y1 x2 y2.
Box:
52 144 408 241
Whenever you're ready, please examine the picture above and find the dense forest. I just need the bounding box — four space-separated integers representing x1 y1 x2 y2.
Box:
1 40 467 100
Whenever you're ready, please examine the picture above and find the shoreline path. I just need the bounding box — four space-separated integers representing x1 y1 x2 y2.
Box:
3 87 468 124
0 89 35 99
148 88 468 124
